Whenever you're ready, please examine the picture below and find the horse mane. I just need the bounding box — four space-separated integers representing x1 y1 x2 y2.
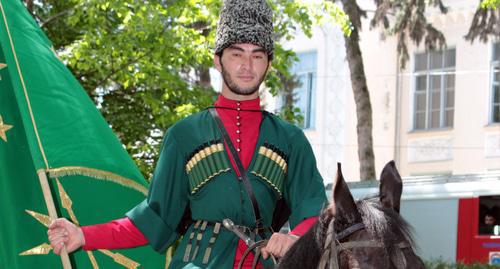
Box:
355 197 417 251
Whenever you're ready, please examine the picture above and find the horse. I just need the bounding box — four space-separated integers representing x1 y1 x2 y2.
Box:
277 161 426 269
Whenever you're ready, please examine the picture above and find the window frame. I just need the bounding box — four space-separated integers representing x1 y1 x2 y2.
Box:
290 51 317 130
490 42 500 124
412 48 456 131
478 195 500 236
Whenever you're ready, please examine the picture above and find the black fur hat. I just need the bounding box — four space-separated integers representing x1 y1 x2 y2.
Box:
215 0 274 59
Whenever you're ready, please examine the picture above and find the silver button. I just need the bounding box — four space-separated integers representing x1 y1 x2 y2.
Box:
236 116 240 120
236 122 241 126
237 148 241 152
236 138 241 143
236 130 241 134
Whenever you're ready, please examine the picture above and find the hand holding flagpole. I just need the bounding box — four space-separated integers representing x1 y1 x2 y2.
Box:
37 170 72 269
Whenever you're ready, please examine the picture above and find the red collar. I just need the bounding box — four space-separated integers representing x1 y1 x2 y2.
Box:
214 95 261 111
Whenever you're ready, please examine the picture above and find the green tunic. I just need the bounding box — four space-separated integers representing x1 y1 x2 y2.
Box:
127 110 327 268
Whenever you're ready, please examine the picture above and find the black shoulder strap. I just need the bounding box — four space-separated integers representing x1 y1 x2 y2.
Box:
209 108 265 235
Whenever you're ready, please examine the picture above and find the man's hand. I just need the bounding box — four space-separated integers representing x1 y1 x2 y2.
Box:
261 233 299 259
47 218 85 255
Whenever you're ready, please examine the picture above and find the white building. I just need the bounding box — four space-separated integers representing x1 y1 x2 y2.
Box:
267 0 500 182
267 1 500 262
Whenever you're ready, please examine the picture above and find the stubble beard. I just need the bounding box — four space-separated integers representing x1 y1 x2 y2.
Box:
220 62 268 96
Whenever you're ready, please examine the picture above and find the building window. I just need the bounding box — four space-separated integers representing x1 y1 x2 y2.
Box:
479 196 500 236
492 42 500 123
291 51 317 129
413 49 456 130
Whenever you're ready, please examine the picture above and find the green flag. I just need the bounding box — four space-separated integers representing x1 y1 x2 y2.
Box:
0 1 166 268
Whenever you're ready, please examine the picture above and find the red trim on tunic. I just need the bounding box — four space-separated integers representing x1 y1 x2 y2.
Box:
82 217 147 250
216 95 263 268
289 216 318 236
214 94 262 171
80 95 317 268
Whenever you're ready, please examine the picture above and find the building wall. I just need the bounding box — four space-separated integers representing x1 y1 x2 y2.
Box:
271 0 499 181
271 25 352 183
346 7 399 181
395 0 500 176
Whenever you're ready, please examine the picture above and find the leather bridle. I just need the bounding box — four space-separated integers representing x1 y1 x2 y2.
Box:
237 218 412 269
317 219 411 269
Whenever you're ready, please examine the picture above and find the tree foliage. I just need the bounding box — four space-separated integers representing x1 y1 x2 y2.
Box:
27 0 495 183
27 0 350 178
370 0 448 67
481 0 500 9
466 0 500 42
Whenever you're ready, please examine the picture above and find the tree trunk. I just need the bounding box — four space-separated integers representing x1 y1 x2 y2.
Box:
341 0 376 181
24 0 33 14
197 67 212 90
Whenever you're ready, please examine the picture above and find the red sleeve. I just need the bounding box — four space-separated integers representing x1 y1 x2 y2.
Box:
288 217 318 237
81 217 148 250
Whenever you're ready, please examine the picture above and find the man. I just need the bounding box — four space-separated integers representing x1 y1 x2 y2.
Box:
480 211 498 235
48 0 327 268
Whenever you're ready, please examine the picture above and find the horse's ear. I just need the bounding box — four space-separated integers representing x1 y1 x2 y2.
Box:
333 163 362 222
379 160 403 213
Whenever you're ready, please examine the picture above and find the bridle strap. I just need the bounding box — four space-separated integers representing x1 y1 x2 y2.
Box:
392 241 412 268
338 241 384 249
336 223 365 241
317 221 411 269
318 222 380 269
318 220 337 269
397 241 411 249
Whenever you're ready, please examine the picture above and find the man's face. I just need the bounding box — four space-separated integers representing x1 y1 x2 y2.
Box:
486 215 496 225
214 43 270 99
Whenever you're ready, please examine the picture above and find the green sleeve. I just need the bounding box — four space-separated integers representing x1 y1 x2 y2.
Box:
126 131 189 252
284 131 327 229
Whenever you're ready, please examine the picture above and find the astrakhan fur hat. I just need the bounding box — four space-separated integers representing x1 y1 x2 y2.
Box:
214 0 274 59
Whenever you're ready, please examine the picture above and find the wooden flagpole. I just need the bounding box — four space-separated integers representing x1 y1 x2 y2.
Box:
37 170 72 269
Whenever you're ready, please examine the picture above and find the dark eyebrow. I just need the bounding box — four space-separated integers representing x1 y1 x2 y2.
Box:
251 48 267 54
227 45 267 54
227 45 245 52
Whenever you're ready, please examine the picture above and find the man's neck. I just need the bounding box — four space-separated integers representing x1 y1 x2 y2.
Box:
220 88 260 101
215 94 260 106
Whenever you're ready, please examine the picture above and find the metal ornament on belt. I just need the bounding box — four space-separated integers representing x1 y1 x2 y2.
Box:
222 218 277 269
222 219 255 246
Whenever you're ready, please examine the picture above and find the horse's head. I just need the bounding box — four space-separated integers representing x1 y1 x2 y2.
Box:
278 161 426 269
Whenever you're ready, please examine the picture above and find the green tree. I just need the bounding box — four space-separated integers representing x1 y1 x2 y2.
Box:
28 0 494 183
27 0 351 178
480 0 500 9
466 0 500 42
29 0 221 177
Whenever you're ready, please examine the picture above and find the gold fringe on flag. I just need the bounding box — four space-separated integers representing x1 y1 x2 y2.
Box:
45 167 148 196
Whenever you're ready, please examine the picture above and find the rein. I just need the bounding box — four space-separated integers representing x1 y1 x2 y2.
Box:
237 239 278 269
222 218 277 269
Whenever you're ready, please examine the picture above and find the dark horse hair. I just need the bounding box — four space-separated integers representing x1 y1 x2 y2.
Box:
278 161 426 269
